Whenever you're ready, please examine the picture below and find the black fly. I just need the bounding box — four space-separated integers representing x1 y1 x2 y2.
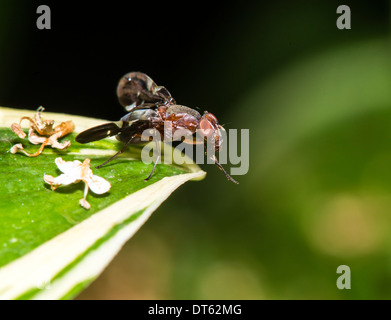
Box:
75 72 238 184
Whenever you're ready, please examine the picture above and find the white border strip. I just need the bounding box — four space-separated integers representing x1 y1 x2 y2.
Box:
0 170 205 300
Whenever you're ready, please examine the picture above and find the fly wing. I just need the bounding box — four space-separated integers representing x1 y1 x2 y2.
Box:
75 122 122 144
117 72 174 112
115 120 153 145
76 107 159 145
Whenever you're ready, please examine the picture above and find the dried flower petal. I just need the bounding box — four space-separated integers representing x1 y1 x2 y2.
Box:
79 199 91 210
85 175 112 195
55 157 84 174
27 129 49 145
10 107 74 157
10 143 24 154
10 123 26 139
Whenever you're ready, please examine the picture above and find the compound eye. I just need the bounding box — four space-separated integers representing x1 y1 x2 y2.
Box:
205 112 218 125
199 118 214 138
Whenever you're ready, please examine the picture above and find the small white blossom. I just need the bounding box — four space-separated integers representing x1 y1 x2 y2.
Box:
44 157 111 210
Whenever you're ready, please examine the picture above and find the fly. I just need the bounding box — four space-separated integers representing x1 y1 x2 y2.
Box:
75 72 238 184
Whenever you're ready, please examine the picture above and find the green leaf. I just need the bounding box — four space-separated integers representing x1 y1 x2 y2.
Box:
0 107 205 299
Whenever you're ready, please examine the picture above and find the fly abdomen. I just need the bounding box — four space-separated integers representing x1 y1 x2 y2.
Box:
75 122 122 144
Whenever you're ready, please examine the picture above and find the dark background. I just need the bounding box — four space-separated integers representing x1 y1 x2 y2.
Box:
1 0 391 299
1 1 387 121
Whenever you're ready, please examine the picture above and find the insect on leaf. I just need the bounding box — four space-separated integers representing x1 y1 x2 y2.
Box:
0 107 205 300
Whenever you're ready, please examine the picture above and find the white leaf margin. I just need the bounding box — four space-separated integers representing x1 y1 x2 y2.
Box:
0 107 206 300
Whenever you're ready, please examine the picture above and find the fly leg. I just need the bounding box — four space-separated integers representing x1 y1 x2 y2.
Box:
210 154 239 184
144 132 161 181
95 134 136 169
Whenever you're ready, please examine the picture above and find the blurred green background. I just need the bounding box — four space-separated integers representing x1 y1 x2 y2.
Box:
1 0 391 299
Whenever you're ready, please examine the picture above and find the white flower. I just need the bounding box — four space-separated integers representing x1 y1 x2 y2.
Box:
44 157 111 210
